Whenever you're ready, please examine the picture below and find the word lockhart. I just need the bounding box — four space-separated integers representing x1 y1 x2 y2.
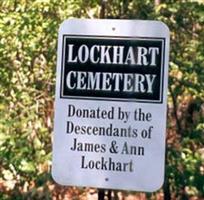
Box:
81 156 134 172
67 44 159 66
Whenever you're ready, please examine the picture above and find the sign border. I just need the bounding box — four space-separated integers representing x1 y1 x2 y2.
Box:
60 35 166 104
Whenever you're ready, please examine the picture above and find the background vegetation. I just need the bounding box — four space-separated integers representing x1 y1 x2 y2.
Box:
0 0 204 199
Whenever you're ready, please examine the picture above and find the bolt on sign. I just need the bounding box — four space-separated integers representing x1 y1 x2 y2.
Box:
52 19 170 192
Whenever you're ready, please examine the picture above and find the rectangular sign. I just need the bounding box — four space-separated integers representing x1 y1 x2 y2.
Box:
52 19 170 192
61 35 165 103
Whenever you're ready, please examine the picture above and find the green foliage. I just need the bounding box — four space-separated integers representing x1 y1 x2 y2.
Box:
0 0 203 199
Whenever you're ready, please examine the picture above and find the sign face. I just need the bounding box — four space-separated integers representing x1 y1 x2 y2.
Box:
52 19 169 192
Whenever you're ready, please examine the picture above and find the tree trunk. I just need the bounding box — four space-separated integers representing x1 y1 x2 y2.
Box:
100 0 106 18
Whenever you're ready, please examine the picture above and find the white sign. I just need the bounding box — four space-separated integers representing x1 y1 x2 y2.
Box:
52 19 169 192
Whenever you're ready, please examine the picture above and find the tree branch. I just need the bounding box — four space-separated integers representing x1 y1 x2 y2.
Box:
169 85 182 136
